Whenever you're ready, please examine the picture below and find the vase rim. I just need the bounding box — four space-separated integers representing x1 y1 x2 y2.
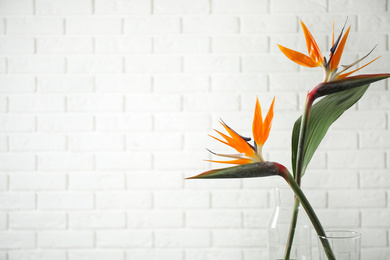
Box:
318 230 361 239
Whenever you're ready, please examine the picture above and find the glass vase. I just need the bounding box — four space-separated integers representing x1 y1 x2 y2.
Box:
268 187 312 260
318 230 361 260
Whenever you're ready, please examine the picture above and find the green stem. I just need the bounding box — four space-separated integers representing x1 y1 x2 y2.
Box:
284 171 336 260
283 198 300 260
283 94 314 259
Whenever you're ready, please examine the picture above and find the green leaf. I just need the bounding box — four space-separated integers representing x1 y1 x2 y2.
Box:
187 162 284 179
292 84 369 177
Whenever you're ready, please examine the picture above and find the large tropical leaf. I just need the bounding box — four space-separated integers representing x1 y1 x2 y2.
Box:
291 84 369 177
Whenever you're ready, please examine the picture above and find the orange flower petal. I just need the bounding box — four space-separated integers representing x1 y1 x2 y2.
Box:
337 56 381 80
277 44 318 67
300 20 324 65
329 26 351 72
220 122 255 158
252 98 263 145
260 97 275 146
206 158 253 165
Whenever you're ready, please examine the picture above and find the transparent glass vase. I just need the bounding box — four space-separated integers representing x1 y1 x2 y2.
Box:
318 230 361 260
268 187 312 260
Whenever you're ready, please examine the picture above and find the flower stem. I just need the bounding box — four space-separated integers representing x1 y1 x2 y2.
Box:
283 171 336 260
283 93 314 259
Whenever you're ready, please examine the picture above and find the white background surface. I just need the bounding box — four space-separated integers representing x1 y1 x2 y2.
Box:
0 0 389 259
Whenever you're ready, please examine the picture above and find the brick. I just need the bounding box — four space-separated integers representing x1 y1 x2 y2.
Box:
0 58 5 74
213 35 268 53
271 0 326 13
127 210 183 228
96 191 152 209
38 114 94 132
154 36 209 53
0 192 35 210
69 133 124 151
303 170 359 189
96 153 151 170
243 54 298 72
330 0 386 13
269 72 321 91
95 0 150 14
153 75 209 93
360 15 390 32
0 212 6 228
126 94 181 112
9 251 66 260
316 209 360 228
38 192 94 210
154 113 210 131
96 36 151 54
124 17 180 34
0 0 33 14
362 209 390 227
8 57 65 74
126 171 183 189
9 212 66 229
96 76 151 93
0 231 35 249
69 251 123 260
9 95 65 113
0 19 4 34
212 191 268 208
184 55 239 72
0 174 7 190
317 131 358 150
37 37 93 54
241 15 297 33
360 229 387 247
0 37 34 54
68 57 123 73
9 173 66 190
69 211 126 229
69 172 125 190
213 229 266 247
186 210 241 228
361 130 390 148
243 210 272 228
127 249 182 260
213 0 267 13
154 191 209 209
359 90 390 110
38 154 94 170
0 76 35 93
67 94 123 112
329 190 386 208
154 0 209 14
211 74 267 92
362 248 390 260
297 15 358 34
38 76 93 93
0 96 6 112
38 231 94 248
96 114 152 131
7 17 64 35
0 135 6 151
0 154 35 170
183 16 239 34
10 134 66 151
97 230 153 247
125 55 181 73
127 133 182 151
154 151 205 170
66 17 122 35
328 150 385 169
183 93 239 111
36 0 92 14
360 170 390 188
155 230 210 247
186 249 242 260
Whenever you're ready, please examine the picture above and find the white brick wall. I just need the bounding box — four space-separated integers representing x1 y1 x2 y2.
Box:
0 0 389 259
